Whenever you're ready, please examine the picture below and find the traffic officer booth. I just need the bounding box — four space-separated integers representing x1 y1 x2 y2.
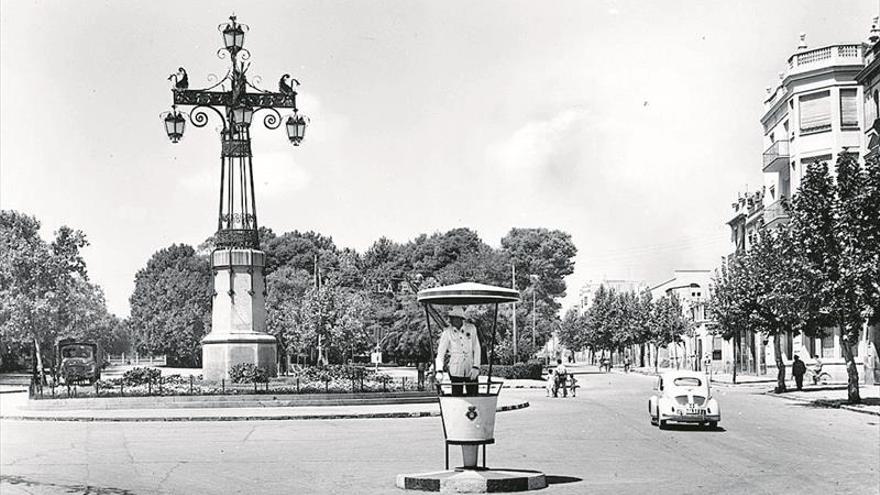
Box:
397 282 547 493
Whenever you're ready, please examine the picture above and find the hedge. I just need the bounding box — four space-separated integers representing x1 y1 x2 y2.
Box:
479 360 544 380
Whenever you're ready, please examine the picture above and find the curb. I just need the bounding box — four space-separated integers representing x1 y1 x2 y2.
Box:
764 392 880 417
0 401 529 423
0 389 27 395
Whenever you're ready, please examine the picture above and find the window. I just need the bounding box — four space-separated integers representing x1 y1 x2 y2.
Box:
799 91 831 133
874 89 880 119
840 89 858 128
673 377 702 387
821 330 835 358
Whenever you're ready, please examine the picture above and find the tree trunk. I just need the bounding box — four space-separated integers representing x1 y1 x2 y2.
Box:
732 333 737 385
839 325 861 404
773 334 786 393
639 344 645 368
653 343 659 373
32 335 45 386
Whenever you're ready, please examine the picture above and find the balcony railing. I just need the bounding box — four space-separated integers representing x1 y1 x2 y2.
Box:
788 44 862 72
763 200 789 227
763 140 790 172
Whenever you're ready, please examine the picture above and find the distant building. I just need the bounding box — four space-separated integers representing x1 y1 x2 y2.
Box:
650 270 714 372
577 278 648 313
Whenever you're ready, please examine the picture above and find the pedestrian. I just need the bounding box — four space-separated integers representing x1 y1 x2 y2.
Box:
792 354 806 391
624 355 631 373
545 369 555 397
417 362 426 391
569 374 578 398
434 306 481 396
703 353 713 379
553 358 568 398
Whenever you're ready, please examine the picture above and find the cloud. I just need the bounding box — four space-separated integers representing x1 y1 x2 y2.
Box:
485 107 589 174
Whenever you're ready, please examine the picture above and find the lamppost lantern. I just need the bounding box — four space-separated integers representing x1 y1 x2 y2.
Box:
286 113 308 145
231 106 254 128
220 15 247 54
162 107 186 143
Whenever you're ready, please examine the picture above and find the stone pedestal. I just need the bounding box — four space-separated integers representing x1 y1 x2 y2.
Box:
202 248 277 381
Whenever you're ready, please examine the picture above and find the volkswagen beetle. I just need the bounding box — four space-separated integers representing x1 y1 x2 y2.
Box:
649 371 720 429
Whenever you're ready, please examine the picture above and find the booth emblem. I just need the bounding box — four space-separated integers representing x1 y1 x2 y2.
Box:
466 406 478 421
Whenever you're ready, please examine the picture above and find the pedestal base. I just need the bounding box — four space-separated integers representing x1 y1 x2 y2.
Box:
202 334 277 381
396 469 546 493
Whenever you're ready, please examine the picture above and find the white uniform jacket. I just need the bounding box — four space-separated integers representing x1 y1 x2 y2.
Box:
435 322 481 377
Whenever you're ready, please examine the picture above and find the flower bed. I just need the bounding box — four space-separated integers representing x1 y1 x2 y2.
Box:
29 366 426 400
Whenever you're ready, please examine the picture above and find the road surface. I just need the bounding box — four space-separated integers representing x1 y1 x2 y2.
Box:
2 371 878 494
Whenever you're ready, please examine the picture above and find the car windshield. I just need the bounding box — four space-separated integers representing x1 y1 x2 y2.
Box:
61 345 93 359
673 377 701 387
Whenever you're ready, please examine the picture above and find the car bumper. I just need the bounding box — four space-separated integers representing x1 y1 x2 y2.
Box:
660 413 720 423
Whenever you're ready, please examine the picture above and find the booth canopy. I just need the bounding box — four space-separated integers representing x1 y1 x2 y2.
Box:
417 282 520 306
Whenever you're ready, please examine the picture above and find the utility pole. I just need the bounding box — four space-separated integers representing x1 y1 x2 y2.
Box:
512 264 517 363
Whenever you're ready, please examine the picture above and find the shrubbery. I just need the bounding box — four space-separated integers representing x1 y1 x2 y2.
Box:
287 364 376 381
479 360 544 380
229 363 270 383
122 367 161 386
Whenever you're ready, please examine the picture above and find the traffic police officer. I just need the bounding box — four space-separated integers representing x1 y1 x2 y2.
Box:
435 305 481 396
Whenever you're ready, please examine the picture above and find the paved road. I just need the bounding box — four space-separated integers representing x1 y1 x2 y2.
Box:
2 372 878 494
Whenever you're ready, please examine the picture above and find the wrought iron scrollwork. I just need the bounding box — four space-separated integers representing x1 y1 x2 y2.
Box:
214 228 259 249
189 105 226 131
257 107 282 130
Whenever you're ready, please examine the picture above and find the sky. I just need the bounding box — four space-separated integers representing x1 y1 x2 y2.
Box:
1 0 876 317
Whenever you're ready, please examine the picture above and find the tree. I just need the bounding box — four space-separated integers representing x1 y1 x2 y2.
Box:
789 159 868 402
709 254 753 384
0 211 98 383
501 228 577 314
651 293 692 370
265 266 314 370
129 244 212 367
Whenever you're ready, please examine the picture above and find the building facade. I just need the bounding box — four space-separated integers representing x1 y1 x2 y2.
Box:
723 27 878 383
577 278 648 314
649 270 714 372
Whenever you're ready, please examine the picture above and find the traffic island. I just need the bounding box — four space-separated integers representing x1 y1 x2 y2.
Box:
396 469 547 493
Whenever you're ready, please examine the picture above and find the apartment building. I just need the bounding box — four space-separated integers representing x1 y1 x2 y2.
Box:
577 278 648 314
722 27 877 382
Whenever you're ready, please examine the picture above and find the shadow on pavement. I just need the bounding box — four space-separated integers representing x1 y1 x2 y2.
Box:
659 424 726 433
545 475 583 485
792 397 880 409
1 475 137 495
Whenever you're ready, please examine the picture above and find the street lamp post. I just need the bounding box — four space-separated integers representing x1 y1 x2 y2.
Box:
530 274 539 348
161 15 309 380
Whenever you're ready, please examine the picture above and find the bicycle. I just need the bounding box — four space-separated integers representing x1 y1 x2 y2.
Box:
806 368 831 385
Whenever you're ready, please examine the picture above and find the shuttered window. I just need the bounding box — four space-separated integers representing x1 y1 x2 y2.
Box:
840 88 858 128
799 91 831 133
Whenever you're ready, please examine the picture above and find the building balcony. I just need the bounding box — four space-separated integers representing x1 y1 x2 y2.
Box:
763 140 790 173
764 44 864 110
787 44 863 76
763 200 789 228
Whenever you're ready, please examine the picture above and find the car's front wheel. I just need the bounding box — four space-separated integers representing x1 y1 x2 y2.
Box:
658 420 668 430
707 421 718 429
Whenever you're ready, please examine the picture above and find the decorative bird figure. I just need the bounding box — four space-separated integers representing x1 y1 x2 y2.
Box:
168 67 189 91
279 74 299 96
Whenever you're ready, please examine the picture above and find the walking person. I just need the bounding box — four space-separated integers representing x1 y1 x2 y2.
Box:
792 354 807 391
545 368 555 397
553 358 568 398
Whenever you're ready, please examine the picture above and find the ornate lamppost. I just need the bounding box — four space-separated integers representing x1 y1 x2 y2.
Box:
161 15 308 380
